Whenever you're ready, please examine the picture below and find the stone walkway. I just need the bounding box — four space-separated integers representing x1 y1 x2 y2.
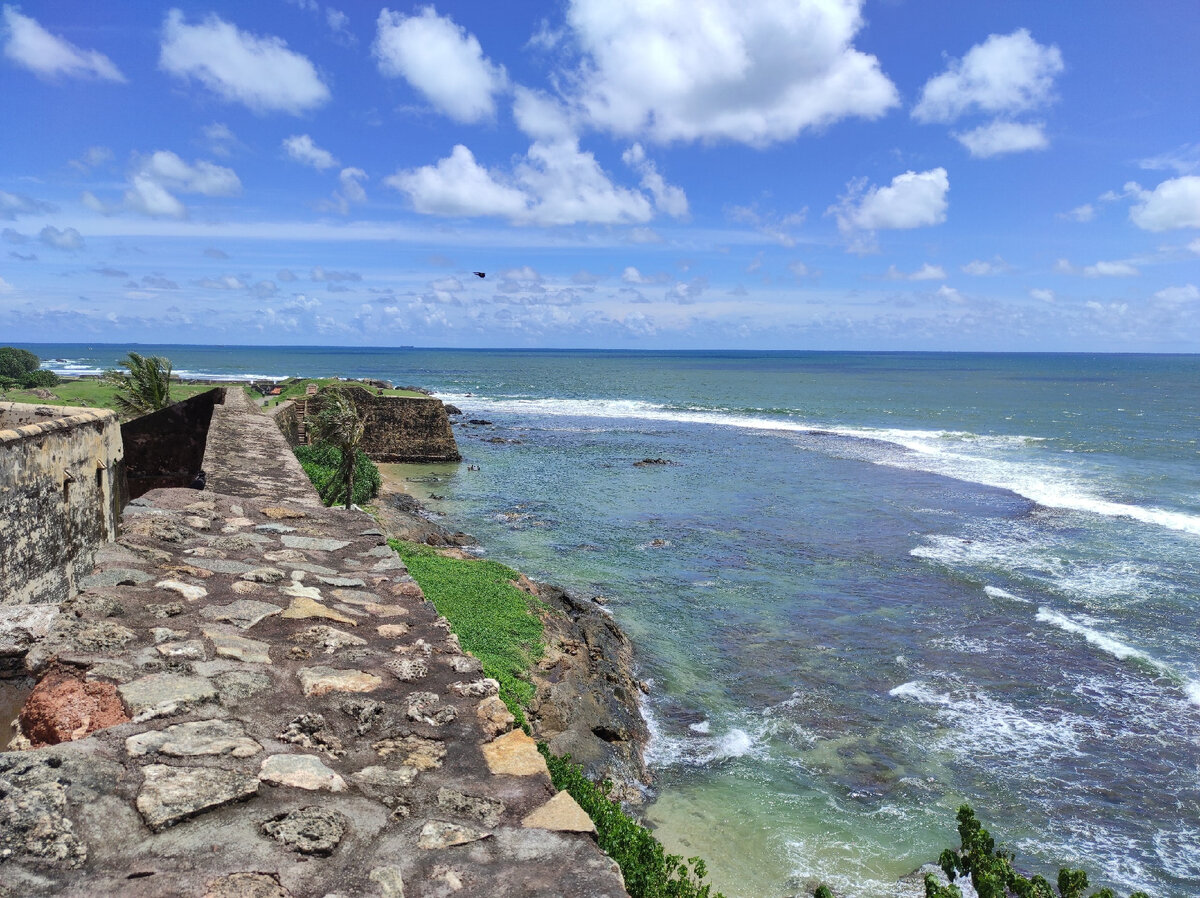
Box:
1 389 628 897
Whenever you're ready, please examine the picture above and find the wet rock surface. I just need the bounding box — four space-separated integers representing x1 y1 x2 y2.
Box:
0 388 628 897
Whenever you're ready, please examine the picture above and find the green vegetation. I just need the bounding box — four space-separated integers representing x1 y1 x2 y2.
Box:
540 747 726 898
294 443 380 506
0 346 59 390
103 352 174 416
388 539 544 726
267 377 429 403
307 386 369 508
925 806 1150 898
1 377 212 410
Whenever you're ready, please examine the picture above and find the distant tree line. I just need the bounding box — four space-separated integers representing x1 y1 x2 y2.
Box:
0 346 59 389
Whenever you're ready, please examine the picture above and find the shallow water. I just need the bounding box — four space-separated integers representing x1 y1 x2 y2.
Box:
26 346 1200 897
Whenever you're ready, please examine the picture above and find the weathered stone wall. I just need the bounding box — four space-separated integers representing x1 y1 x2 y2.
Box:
121 388 223 499
309 387 461 463
0 403 123 606
269 399 300 447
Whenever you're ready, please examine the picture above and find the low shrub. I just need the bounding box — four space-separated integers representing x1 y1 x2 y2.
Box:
540 746 725 898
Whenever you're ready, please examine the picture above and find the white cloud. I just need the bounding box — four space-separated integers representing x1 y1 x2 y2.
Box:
788 261 809 279
387 140 655 226
2 6 125 81
0 190 55 220
385 145 527 219
621 143 688 218
565 0 897 146
69 146 114 172
123 150 241 218
338 168 367 204
961 258 1007 275
1128 176 1200 231
38 225 83 250
833 168 949 238
198 275 247 290
160 9 330 114
373 7 507 123
913 29 1062 123
1138 143 1200 175
1083 260 1138 277
937 285 964 303
513 87 575 140
326 8 353 42
1061 203 1095 223
1154 284 1199 304
887 263 946 280
1190 238 1200 255
955 120 1048 158
1030 288 1054 302
0 275 12 293
284 135 338 170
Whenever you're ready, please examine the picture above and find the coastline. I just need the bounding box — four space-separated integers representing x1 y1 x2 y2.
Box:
372 462 653 806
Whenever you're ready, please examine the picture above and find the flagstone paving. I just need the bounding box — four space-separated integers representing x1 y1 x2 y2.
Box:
0 389 626 897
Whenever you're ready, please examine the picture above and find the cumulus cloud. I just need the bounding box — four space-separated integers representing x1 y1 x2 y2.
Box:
0 275 12 293
961 258 1007 275
1190 238 1200 255
386 140 654 226
564 0 897 146
914 29 1062 123
284 134 338 170
0 190 56 220
198 275 247 290
39 226 84 250
386 145 526 218
937 285 964 303
1083 260 1138 277
1138 143 1200 175
123 150 241 218
887 263 946 281
311 266 361 282
622 143 688 218
2 6 125 81
1127 176 1200 231
373 7 507 123
1154 284 1199 304
69 146 114 172
513 86 575 140
832 168 949 244
955 120 1048 158
160 9 330 114
1030 288 1054 302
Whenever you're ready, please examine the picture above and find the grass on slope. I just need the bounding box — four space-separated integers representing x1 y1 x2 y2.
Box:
266 378 430 403
389 539 544 725
2 378 213 411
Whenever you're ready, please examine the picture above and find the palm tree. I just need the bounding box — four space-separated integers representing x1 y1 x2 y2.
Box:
309 386 368 508
104 352 173 416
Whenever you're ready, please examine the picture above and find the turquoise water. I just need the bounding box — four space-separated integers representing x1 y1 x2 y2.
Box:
26 345 1200 897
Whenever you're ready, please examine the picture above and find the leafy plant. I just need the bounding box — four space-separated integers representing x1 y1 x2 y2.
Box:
0 346 40 380
294 443 380 506
19 368 59 388
925 806 1151 898
540 747 725 898
103 351 173 416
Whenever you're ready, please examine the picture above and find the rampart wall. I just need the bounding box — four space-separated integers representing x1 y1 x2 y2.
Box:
0 403 123 606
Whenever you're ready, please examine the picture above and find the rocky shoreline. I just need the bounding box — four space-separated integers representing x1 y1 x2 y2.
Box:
372 478 653 806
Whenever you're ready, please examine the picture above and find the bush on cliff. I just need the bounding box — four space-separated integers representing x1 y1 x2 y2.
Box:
295 443 380 506
0 346 58 389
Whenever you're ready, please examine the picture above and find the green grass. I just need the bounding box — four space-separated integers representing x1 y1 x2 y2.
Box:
0 378 214 411
294 443 381 506
267 377 430 403
388 539 545 725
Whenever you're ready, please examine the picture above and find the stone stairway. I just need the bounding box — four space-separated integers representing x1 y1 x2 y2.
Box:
0 387 628 898
295 399 309 446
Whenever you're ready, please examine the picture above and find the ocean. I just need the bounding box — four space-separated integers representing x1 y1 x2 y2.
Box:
24 345 1200 897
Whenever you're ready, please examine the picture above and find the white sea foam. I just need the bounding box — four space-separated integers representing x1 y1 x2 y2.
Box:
439 393 1200 537
888 680 1088 759
984 585 1031 603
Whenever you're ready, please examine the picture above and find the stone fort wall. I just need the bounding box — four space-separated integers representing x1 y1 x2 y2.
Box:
0 403 124 606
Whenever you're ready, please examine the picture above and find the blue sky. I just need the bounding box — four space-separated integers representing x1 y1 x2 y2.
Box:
1 0 1198 350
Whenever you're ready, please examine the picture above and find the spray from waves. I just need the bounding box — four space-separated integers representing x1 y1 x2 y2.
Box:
888 680 1089 759
1036 607 1200 707
43 357 293 382
438 393 1200 538
643 705 761 768
984 585 1031 603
